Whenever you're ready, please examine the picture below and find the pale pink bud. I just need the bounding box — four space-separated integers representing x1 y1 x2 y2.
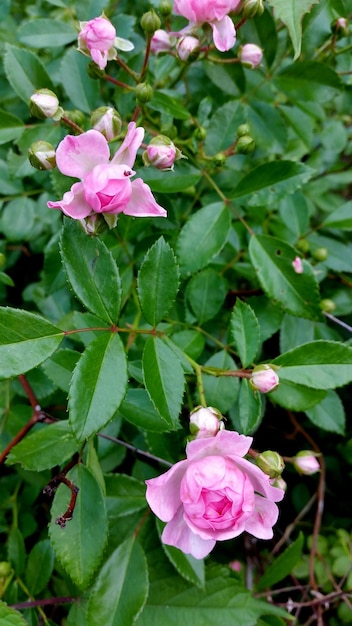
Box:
239 43 263 68
270 476 287 491
90 106 122 141
150 29 174 54
293 451 320 476
29 89 63 121
177 36 200 62
292 256 304 274
250 364 279 394
336 17 347 29
229 560 242 572
189 406 224 439
28 141 56 171
142 135 182 171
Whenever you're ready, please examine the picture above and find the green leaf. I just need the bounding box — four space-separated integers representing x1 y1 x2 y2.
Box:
231 300 261 368
105 474 147 520
42 349 80 393
176 203 231 277
266 0 319 58
138 237 179 326
0 307 64 379
249 235 322 320
273 340 352 389
143 337 184 428
0 602 28 626
186 269 227 324
69 332 128 441
280 314 315 353
6 421 80 471
0 198 36 241
246 101 287 153
322 201 352 230
118 388 173 433
233 379 262 435
257 532 304 590
3 44 54 102
0 110 24 145
270 381 326 411
203 351 239 414
149 90 190 120
60 219 121 324
230 161 314 206
305 390 345 435
25 540 55 596
275 61 342 102
204 101 245 154
87 537 148 626
49 465 108 590
156 520 205 589
307 233 352 273
0 272 15 287
7 527 25 576
140 161 201 193
17 19 77 48
60 47 99 114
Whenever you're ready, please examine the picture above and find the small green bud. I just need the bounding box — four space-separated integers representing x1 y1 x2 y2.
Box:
140 9 161 35
135 82 154 103
159 0 172 17
80 214 109 235
181 186 197 196
312 247 328 262
296 238 310 253
320 299 336 313
28 141 56 171
63 109 86 127
242 0 265 19
237 123 250 137
0 253 6 268
256 450 285 479
213 153 226 167
194 126 207 141
87 61 106 80
236 135 256 154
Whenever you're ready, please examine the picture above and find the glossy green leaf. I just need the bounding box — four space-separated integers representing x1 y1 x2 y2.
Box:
42 349 80 393
156 520 205 589
140 161 201 193
60 219 121 324
234 378 262 435
138 237 179 326
253 9 278 67
307 233 352 273
69 332 127 441
0 110 24 145
49 465 108 590
322 201 352 230
170 330 205 361
17 19 77 47
202 351 239 414
186 269 227 324
143 337 184 428
270 381 326 412
60 47 99 113
305 390 345 435
275 62 342 102
266 0 319 58
176 203 231 276
0 307 64 379
0 602 28 626
3 44 54 102
25 540 55 595
230 161 314 206
118 388 173 433
273 340 352 389
249 235 322 320
7 527 25 576
87 537 148 626
246 101 287 153
204 101 245 154
280 314 315 353
231 300 261 368
149 90 190 120
105 474 147 520
0 198 36 241
257 533 304 590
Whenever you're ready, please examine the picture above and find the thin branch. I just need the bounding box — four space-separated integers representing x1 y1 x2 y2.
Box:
97 433 172 467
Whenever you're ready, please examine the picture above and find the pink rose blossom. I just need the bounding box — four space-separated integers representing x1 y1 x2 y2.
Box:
292 256 304 274
173 0 241 52
239 43 263 68
177 35 200 61
151 29 174 55
47 123 167 220
78 16 117 70
146 430 284 559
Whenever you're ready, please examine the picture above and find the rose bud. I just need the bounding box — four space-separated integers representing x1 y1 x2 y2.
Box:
140 9 161 35
334 17 349 37
28 141 56 170
292 256 304 274
228 560 242 573
293 451 320 476
159 0 172 18
135 82 154 103
242 0 265 18
176 35 200 62
151 29 174 55
270 476 287 491
189 406 224 439
239 43 263 68
90 106 122 141
142 134 182 171
256 450 285 479
236 135 256 154
237 123 251 137
29 89 63 121
250 364 279 394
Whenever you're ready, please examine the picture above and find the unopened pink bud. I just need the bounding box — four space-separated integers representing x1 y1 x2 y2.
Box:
189 406 224 439
91 106 122 141
293 451 320 475
292 256 304 274
151 29 174 55
229 560 242 572
177 36 200 62
143 135 182 171
239 43 263 68
29 89 63 120
250 364 279 394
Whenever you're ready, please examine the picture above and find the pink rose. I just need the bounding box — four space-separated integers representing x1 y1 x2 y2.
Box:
173 0 241 51
78 16 117 70
239 43 263 68
146 430 284 559
47 123 167 220
250 365 279 394
151 29 175 55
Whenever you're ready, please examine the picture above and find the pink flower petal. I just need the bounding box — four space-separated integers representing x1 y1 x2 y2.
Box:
47 182 92 219
244 496 279 540
162 506 216 559
55 130 110 179
233 457 285 502
146 461 186 521
186 429 252 462
124 178 167 217
211 16 236 51
112 122 145 168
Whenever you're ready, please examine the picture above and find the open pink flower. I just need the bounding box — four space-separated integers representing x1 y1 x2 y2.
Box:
173 0 241 51
146 430 284 559
47 123 166 220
